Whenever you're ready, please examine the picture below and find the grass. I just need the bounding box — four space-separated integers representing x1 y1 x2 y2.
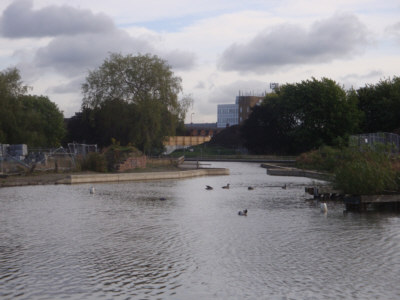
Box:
296 145 400 195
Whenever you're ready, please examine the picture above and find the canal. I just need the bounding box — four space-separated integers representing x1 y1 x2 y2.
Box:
1 162 399 299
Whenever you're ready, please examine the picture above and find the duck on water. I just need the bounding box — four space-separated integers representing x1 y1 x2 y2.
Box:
238 209 248 216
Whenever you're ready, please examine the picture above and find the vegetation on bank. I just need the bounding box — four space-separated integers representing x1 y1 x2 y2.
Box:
78 143 144 173
296 145 400 195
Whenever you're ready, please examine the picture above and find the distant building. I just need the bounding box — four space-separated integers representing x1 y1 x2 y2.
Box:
185 123 220 137
217 103 239 128
237 95 264 124
217 92 265 128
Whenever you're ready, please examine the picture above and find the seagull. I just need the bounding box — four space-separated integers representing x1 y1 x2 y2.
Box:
206 185 213 190
222 183 230 189
89 186 95 194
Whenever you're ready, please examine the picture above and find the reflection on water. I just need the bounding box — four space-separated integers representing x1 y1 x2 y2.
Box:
1 162 399 299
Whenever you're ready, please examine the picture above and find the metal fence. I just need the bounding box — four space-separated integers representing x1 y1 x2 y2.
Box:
349 132 400 153
0 143 98 174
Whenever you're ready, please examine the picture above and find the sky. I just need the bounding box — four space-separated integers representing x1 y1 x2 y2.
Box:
0 0 399 123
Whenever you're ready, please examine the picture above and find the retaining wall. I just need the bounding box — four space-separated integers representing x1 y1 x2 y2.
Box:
58 168 229 184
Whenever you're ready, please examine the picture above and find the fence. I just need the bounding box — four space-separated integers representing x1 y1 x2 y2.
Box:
349 132 400 153
0 143 97 175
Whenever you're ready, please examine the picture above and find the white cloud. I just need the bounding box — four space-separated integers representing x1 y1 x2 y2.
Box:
0 0 399 121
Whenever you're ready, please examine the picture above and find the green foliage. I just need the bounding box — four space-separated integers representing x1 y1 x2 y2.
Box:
76 53 191 153
297 145 400 195
0 68 65 147
333 148 398 195
357 77 400 133
79 152 107 173
242 78 361 154
103 144 143 171
296 146 341 172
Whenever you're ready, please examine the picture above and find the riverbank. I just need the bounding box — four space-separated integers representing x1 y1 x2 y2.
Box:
0 166 229 187
261 163 332 181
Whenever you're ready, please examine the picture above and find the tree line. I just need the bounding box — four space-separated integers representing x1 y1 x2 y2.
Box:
0 53 191 154
241 77 400 154
1 53 399 156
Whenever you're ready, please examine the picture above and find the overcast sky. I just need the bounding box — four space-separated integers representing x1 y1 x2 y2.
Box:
0 0 399 122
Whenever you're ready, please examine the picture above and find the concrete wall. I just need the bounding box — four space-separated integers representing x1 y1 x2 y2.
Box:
59 168 229 184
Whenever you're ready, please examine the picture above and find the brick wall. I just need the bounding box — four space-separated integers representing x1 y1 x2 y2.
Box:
116 156 147 172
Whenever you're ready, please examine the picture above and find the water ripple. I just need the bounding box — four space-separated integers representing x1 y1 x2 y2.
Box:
1 162 400 299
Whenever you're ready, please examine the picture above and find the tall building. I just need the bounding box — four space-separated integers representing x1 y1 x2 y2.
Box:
217 103 239 128
216 91 267 128
237 95 264 124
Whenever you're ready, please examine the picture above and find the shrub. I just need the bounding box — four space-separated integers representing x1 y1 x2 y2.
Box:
333 148 399 194
80 152 107 172
296 146 340 172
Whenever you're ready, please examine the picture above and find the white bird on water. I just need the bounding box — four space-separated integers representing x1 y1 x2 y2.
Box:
89 186 95 194
320 202 328 213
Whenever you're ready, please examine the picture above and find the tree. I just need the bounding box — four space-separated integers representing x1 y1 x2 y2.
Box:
0 68 65 147
357 77 400 133
81 53 191 153
242 78 362 154
18 95 66 147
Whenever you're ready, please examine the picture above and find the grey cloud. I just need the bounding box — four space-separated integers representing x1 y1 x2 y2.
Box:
386 22 400 42
161 50 196 71
208 80 268 104
218 14 370 74
195 81 206 89
34 30 196 76
47 77 84 94
341 70 383 82
34 30 153 76
0 0 114 38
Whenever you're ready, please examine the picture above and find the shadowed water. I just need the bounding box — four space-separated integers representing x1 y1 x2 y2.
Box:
1 162 399 299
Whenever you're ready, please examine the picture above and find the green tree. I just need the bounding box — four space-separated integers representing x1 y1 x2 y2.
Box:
357 77 400 133
242 78 362 154
18 95 66 147
81 53 191 153
0 68 65 147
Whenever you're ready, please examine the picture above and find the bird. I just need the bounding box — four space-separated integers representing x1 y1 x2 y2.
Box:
89 186 95 194
248 186 254 190
206 185 213 190
222 183 230 189
159 197 167 201
238 209 248 216
320 202 328 213
282 184 287 189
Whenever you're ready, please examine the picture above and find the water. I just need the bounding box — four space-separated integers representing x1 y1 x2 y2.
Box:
1 162 399 299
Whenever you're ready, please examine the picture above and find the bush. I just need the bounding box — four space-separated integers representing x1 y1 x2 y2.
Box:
333 148 399 195
80 152 107 172
103 144 143 171
296 146 340 172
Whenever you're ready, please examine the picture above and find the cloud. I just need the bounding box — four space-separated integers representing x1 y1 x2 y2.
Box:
0 0 114 38
218 13 370 74
34 30 153 76
161 49 196 70
208 79 269 104
386 21 400 42
47 77 84 94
